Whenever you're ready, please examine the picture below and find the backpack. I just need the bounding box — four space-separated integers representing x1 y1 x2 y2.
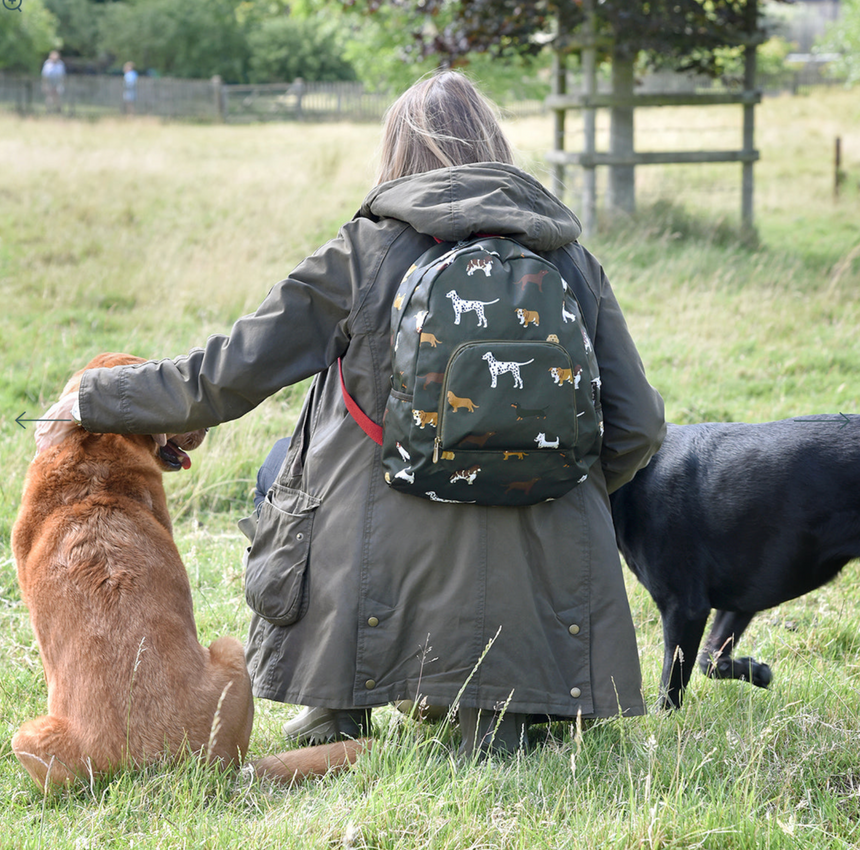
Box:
345 236 603 506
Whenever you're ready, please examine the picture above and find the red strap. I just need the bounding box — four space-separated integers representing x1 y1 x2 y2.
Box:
338 358 383 446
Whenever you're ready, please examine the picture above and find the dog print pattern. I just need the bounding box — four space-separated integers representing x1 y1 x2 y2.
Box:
447 290 500 328
380 236 603 506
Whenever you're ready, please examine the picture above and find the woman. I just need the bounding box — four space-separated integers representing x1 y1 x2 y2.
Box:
36 71 665 757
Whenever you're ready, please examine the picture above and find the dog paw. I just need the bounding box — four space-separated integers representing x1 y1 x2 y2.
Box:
737 657 772 688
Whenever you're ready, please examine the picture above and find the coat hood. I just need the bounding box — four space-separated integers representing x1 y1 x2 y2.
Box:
361 163 582 252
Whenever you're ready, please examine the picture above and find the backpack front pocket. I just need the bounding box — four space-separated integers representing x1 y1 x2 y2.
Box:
437 340 579 453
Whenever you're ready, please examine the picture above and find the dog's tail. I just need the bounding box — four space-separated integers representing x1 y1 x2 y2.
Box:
250 738 370 786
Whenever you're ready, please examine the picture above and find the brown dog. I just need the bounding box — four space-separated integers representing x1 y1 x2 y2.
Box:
12 353 367 792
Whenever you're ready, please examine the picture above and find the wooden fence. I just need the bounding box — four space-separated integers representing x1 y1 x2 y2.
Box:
0 66 842 124
216 80 391 123
0 73 550 123
0 73 220 120
0 75 393 122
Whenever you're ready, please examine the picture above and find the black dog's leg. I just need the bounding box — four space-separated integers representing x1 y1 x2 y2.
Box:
659 608 710 710
698 610 772 688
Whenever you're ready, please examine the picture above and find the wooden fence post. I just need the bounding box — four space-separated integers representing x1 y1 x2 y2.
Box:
835 136 843 198
580 0 598 239
741 0 758 230
17 78 32 115
211 76 225 122
293 78 305 120
551 51 567 201
608 46 636 216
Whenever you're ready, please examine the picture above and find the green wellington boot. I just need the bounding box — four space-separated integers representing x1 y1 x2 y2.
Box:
282 706 372 745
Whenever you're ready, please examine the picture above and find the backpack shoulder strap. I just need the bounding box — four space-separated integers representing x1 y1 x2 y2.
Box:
338 358 383 446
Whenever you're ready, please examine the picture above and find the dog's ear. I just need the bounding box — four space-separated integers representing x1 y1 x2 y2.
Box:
84 352 147 372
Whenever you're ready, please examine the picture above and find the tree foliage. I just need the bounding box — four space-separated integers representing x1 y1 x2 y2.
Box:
247 14 357 83
0 0 58 72
43 0 103 62
99 0 249 81
342 0 789 78
7 0 361 83
816 0 860 86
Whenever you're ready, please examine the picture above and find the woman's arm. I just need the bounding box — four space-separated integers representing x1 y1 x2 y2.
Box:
77 228 363 435
591 270 666 493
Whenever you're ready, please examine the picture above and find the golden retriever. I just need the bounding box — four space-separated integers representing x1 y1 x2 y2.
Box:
11 353 367 792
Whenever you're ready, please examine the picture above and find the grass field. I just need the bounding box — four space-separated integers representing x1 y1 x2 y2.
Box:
1 87 860 848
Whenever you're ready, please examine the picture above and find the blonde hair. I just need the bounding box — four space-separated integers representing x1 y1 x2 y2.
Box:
376 71 514 185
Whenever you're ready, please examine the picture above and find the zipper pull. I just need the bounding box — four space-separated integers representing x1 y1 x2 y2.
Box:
433 437 442 463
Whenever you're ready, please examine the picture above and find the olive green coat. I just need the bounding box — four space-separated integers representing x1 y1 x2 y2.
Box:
79 163 665 718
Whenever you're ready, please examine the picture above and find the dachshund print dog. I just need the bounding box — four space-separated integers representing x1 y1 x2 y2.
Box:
510 402 547 421
459 432 496 449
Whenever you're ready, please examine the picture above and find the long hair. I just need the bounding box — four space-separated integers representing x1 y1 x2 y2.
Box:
376 71 515 185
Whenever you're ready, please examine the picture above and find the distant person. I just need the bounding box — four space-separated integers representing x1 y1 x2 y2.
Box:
41 51 66 113
123 62 138 115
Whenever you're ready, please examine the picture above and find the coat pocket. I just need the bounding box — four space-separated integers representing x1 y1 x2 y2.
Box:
244 485 321 626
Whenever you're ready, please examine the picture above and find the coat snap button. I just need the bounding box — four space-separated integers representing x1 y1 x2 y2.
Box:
568 624 580 635
570 687 582 698
365 679 377 690
368 617 379 627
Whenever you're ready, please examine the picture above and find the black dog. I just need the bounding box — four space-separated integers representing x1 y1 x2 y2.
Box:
610 415 860 709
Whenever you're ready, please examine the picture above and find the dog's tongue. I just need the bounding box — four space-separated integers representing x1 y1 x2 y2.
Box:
161 440 193 470
177 447 192 470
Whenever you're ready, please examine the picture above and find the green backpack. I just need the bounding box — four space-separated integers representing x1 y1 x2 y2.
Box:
345 236 603 506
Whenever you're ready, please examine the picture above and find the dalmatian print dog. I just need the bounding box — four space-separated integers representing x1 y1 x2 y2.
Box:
482 351 534 389
446 290 499 329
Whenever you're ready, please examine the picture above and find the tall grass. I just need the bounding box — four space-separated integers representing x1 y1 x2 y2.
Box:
1 89 860 848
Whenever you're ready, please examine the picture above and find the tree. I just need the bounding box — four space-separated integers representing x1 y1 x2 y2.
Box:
246 14 357 82
341 0 775 76
43 0 104 63
0 0 58 72
99 0 249 81
336 0 552 96
342 0 782 215
816 0 860 86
